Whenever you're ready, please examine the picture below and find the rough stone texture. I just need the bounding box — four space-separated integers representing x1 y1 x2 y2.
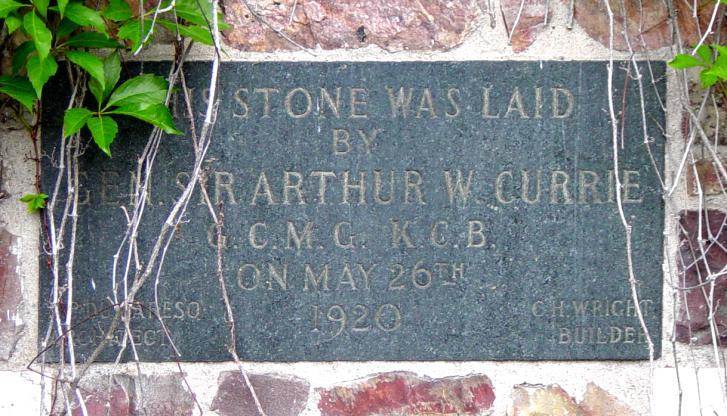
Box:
134 374 195 416
676 210 727 346
501 0 548 53
569 0 727 51
317 371 495 415
211 371 310 416
509 384 580 415
41 61 666 362
687 158 726 196
510 383 638 415
0 227 22 361
71 377 133 416
71 374 194 416
222 0 479 52
685 80 727 146
579 382 638 416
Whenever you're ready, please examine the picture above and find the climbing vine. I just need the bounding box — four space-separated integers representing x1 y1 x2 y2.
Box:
0 0 226 210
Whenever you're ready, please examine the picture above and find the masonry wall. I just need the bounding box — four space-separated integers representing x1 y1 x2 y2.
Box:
1 1 726 415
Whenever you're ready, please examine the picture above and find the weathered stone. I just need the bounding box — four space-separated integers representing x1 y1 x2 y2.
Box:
579 382 637 416
685 80 727 146
509 384 580 416
569 0 727 51
222 0 479 52
318 372 494 415
134 374 195 416
501 0 548 52
675 210 727 346
71 374 197 415
211 371 309 416
687 158 726 196
41 61 666 362
510 382 638 416
0 227 22 361
71 377 133 416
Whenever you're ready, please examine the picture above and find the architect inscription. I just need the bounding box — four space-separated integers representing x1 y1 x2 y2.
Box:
40 61 665 361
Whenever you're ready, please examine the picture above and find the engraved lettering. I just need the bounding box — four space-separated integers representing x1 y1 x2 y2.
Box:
552 87 574 118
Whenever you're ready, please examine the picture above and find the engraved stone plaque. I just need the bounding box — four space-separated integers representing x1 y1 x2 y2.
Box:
40 61 665 361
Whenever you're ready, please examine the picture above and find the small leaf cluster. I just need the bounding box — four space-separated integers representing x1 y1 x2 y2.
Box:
0 0 224 211
669 44 727 88
63 52 181 155
19 192 47 212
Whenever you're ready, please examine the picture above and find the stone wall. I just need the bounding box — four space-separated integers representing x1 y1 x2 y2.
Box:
1 1 726 415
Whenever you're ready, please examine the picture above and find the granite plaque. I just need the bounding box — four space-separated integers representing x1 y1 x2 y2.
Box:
40 61 665 361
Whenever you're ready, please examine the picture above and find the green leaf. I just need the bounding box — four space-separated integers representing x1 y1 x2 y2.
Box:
89 52 121 106
86 115 118 156
0 76 37 111
711 45 727 77
57 0 67 16
63 32 121 48
32 0 48 17
66 50 105 87
668 53 703 69
0 0 24 19
5 13 22 33
700 69 719 88
102 0 131 21
63 107 93 138
64 1 106 34
89 78 104 107
109 103 181 134
703 66 727 82
19 193 48 212
23 11 52 61
118 19 150 51
26 54 58 98
175 0 229 29
12 41 34 74
696 45 712 65
158 19 212 45
101 52 121 94
105 74 168 109
56 18 78 38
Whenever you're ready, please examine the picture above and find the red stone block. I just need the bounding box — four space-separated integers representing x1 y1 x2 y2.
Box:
501 0 548 53
71 374 193 416
318 371 494 416
222 0 479 52
72 381 132 416
675 210 727 346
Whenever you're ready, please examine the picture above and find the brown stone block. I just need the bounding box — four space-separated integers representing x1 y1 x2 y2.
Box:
211 371 310 416
568 0 727 51
687 158 726 196
317 371 494 416
510 382 637 415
